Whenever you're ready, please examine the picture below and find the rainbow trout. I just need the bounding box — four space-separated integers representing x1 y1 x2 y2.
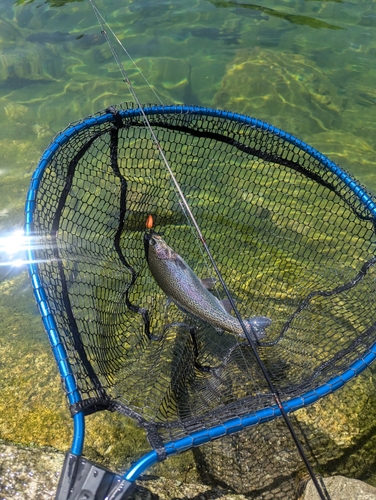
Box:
144 232 271 341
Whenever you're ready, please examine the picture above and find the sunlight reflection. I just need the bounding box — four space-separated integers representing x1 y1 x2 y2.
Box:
0 229 57 276
0 228 33 269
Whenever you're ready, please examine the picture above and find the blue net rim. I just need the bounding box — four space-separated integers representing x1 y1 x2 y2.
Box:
24 104 376 464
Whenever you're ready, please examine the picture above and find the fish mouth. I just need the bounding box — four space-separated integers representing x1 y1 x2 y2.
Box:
144 229 158 245
144 230 162 261
144 231 177 262
144 231 153 242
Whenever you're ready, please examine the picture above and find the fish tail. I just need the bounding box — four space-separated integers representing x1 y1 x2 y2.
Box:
244 316 272 341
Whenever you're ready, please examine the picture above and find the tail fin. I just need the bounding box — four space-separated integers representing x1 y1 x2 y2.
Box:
244 316 272 341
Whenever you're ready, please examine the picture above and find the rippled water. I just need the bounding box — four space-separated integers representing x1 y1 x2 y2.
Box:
0 0 376 489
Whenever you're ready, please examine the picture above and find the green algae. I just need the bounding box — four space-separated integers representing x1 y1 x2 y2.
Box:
0 273 199 481
0 274 70 450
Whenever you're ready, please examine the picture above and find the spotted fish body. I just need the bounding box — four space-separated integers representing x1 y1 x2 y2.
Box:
144 232 271 341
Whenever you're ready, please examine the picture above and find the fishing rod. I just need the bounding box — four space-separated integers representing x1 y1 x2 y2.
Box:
88 2 329 498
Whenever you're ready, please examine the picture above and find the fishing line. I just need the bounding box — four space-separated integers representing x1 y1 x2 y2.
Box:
90 0 219 291
88 2 329 498
90 1 163 105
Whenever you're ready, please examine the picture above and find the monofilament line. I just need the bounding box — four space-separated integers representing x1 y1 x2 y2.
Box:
89 1 163 106
88 2 329 498
89 0 214 280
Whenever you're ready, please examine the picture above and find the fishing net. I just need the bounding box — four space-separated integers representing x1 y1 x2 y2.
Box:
193 365 376 498
26 102 376 496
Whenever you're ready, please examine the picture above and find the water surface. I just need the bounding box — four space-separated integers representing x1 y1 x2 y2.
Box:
1 0 376 487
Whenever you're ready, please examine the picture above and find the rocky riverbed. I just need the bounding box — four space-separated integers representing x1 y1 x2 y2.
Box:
1 442 376 500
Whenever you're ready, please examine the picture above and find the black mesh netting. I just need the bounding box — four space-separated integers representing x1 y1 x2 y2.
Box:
190 361 376 498
31 103 376 460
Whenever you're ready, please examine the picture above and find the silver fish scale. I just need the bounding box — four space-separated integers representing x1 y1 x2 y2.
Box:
146 233 269 340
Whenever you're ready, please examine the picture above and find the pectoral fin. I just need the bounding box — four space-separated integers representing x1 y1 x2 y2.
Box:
218 298 233 314
200 277 216 290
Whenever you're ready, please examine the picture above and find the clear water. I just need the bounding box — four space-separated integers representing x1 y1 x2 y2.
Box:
1 0 376 486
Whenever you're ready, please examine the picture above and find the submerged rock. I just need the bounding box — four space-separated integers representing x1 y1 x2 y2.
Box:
1 441 376 500
213 47 344 138
192 366 376 498
0 442 248 500
302 475 376 500
0 443 62 499
0 19 22 44
0 42 63 85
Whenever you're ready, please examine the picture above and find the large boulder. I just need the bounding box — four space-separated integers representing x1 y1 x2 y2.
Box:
213 47 343 138
0 442 249 500
302 475 376 500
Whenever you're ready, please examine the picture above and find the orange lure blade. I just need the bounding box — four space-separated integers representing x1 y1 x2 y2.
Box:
145 214 154 229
